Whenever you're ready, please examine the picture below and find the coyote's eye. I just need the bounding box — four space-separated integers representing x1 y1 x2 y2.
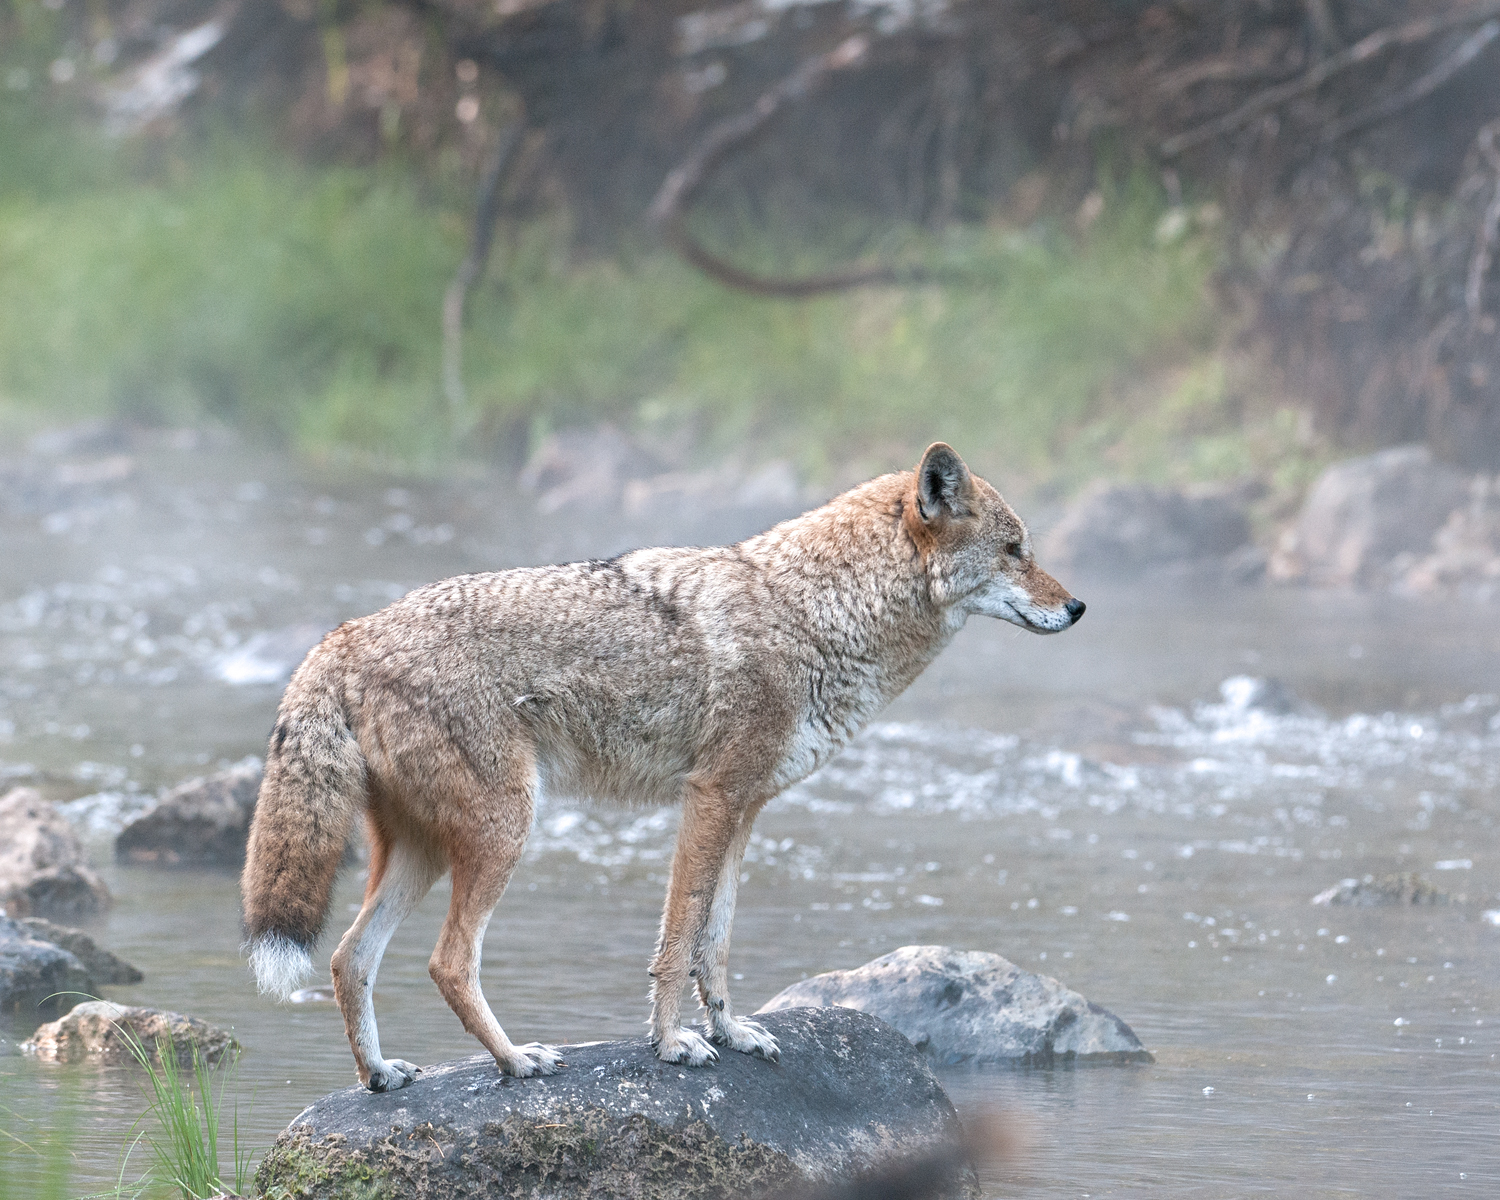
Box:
1004 542 1023 558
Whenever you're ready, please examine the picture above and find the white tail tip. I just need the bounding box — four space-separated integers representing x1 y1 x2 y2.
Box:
246 934 313 1001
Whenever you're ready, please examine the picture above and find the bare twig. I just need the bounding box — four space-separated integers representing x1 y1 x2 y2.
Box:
1161 2 1500 157
1155 50 1303 96
1466 122 1500 321
443 120 526 422
649 35 934 297
1324 20 1500 142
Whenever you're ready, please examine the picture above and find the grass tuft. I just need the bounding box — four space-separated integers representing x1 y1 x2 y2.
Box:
113 1021 253 1199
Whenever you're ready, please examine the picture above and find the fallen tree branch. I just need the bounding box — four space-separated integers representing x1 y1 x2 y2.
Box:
649 35 933 297
1324 19 1500 141
1161 1 1500 157
443 120 527 421
1466 121 1500 321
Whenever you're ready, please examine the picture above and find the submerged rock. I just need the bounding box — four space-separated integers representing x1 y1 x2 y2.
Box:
255 1006 976 1200
24 999 239 1066
115 759 263 867
758 946 1152 1067
0 787 112 918
1270 446 1469 588
1311 873 1448 907
15 917 143 985
0 915 93 1019
1044 482 1252 577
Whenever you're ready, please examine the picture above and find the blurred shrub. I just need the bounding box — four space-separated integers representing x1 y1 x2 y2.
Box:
0 107 1217 479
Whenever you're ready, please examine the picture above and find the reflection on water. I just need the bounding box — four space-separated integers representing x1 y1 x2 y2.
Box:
2 435 1498 1196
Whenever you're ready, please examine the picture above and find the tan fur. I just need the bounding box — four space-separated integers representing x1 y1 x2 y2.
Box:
240 444 1083 1089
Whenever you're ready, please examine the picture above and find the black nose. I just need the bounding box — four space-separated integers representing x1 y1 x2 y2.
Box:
1065 598 1086 623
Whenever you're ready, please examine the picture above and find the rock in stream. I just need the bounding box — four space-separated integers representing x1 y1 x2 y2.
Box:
24 999 239 1066
255 1006 976 1200
115 759 263 867
0 914 93 1020
0 787 112 918
759 946 1153 1067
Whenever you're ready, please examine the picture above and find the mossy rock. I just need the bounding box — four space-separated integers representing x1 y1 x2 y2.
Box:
256 1007 976 1200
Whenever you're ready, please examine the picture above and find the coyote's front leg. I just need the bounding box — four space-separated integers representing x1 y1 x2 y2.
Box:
649 783 776 1065
694 807 779 1062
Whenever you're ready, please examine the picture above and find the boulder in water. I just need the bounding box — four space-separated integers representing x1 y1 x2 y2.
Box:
24 999 239 1066
0 787 111 918
1043 482 1252 576
1270 446 1469 588
0 914 93 1019
14 917 143 985
115 759 263 867
758 946 1153 1067
255 1006 977 1200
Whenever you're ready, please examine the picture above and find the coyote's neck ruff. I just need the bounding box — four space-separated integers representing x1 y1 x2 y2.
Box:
242 443 1083 1090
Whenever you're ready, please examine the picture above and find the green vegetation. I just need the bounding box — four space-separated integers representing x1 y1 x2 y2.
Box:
115 1025 254 1199
0 57 1267 488
0 1020 254 1200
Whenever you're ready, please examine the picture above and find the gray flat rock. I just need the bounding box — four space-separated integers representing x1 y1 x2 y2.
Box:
256 1006 976 1200
758 946 1153 1067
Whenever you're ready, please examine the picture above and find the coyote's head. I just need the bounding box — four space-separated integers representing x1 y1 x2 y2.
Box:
904 442 1084 634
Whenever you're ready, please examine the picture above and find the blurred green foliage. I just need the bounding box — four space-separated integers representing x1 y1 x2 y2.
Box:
0 49 1246 485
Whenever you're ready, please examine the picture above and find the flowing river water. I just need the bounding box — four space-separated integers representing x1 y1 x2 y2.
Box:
1 432 1498 1197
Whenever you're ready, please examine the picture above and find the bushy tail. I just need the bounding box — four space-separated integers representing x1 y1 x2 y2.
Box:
241 647 366 1001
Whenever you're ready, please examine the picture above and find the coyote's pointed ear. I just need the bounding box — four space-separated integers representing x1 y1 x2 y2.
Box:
915 442 973 522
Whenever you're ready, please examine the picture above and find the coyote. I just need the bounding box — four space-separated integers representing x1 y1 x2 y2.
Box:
241 443 1084 1091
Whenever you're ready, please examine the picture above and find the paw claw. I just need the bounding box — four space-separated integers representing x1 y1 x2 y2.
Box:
709 1016 781 1061
655 1027 719 1067
366 1058 420 1092
500 1043 565 1077
522 1043 566 1075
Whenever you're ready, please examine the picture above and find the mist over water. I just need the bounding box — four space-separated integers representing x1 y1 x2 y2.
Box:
3 436 1499 1196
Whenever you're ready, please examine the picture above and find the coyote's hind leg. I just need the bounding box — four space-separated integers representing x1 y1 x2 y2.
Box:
331 834 442 1092
429 787 562 1079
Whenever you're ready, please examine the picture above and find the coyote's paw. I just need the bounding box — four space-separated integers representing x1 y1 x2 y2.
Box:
500 1042 565 1077
365 1058 420 1092
708 1015 781 1062
654 1027 719 1067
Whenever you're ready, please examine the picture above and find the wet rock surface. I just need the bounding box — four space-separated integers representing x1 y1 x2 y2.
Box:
1271 446 1470 588
0 787 112 918
115 759 263 867
14 917 144 985
1044 482 1252 577
255 1006 976 1200
758 946 1153 1067
0 914 93 1020
1312 873 1449 907
24 999 239 1066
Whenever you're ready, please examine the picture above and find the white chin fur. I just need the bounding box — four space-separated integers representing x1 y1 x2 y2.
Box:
246 934 313 1001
